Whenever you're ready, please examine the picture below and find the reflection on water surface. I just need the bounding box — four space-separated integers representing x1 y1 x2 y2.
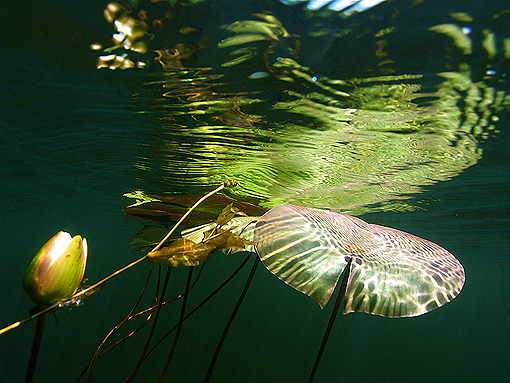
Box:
137 67 497 213
99 0 509 213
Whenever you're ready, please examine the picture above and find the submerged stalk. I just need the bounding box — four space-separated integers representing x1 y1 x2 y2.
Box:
204 254 259 383
25 310 46 383
0 182 230 336
308 258 353 383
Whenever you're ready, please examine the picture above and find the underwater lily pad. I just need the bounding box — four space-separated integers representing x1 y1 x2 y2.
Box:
130 225 179 251
254 205 465 317
124 193 267 227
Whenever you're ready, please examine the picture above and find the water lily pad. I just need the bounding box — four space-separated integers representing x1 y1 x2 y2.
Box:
130 225 179 251
124 193 267 227
254 205 465 317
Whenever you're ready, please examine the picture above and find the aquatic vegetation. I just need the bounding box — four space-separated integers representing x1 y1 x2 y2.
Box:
429 24 473 55
2 183 466 381
255 205 464 315
218 12 300 70
146 203 253 267
20 231 88 383
22 231 88 306
2 1 507 381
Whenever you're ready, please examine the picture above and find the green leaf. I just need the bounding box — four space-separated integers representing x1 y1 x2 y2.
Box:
130 225 179 251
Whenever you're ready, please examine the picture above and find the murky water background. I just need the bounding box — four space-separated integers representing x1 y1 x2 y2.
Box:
1 1 508 382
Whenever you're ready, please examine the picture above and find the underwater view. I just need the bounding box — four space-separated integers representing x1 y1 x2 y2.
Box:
1 0 509 382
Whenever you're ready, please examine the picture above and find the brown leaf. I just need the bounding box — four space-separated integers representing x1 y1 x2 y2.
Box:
146 228 249 267
147 238 215 267
216 203 239 226
124 194 267 227
202 228 248 250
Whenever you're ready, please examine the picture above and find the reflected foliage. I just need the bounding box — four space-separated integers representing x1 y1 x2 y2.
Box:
93 1 509 215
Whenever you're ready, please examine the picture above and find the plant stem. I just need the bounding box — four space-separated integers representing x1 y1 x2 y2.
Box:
125 267 172 383
0 183 229 336
25 311 46 383
157 266 194 382
308 257 352 383
204 254 259 383
151 183 225 252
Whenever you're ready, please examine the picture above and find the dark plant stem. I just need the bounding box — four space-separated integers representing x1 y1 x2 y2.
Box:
25 309 46 383
502 264 510 319
125 267 172 383
143 252 252 361
308 258 352 383
81 264 155 383
157 266 194 382
204 254 259 383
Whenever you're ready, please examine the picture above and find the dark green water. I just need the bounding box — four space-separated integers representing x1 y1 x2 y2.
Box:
1 1 509 382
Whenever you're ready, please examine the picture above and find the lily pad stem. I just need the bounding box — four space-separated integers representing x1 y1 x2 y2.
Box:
0 183 229 335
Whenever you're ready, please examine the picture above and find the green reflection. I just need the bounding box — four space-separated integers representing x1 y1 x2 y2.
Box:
100 3 509 214
136 63 507 214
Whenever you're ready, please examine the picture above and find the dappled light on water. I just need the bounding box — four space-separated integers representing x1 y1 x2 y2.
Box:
87 1 510 214
133 64 504 213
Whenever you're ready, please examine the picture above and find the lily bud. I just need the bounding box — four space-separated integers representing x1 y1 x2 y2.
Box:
22 231 88 305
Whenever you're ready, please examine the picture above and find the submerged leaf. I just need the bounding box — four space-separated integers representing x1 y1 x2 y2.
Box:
203 228 248 250
147 238 212 267
124 193 267 227
254 205 465 317
216 203 247 226
182 216 258 253
130 225 179 251
147 228 248 267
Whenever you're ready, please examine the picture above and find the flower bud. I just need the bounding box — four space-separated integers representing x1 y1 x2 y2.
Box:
22 231 88 305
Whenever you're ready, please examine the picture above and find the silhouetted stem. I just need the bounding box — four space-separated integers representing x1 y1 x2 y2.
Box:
81 264 156 383
142 252 253 361
151 183 225 252
204 254 259 383
157 266 194 382
308 258 352 383
0 183 229 336
25 310 46 383
125 267 172 383
0 255 148 336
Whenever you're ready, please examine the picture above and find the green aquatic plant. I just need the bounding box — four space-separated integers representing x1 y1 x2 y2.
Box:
0 182 239 380
5 1 508 381
117 186 467 381
21 231 88 383
22 231 88 306
1 183 466 382
253 204 465 381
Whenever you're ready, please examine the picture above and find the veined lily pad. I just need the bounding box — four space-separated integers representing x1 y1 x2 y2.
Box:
254 205 465 317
